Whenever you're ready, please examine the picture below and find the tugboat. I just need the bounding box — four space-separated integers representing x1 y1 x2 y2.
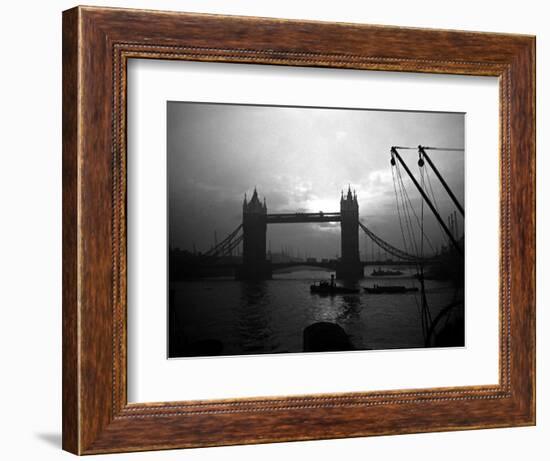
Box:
310 275 359 295
371 267 403 276
363 284 418 294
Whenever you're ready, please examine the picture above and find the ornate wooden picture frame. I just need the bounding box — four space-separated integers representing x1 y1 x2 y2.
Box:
62 6 535 455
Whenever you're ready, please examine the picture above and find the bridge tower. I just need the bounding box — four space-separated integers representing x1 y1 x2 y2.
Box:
337 186 364 279
238 188 272 280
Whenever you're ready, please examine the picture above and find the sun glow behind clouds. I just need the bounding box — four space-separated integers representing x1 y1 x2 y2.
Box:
305 197 340 213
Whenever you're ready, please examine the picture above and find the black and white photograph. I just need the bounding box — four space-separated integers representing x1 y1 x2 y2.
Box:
168 102 465 358
1 0 541 457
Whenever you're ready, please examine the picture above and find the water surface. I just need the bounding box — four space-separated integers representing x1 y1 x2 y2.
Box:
169 266 463 357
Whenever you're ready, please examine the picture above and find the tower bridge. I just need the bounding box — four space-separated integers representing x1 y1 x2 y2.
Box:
238 186 363 280
173 145 465 282
173 186 435 281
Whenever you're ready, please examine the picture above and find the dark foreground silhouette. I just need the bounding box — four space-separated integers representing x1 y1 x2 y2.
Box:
303 322 354 352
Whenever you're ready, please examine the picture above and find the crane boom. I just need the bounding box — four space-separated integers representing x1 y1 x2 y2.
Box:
419 146 464 216
391 147 462 255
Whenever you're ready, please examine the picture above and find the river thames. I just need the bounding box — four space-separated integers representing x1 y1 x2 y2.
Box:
169 265 464 358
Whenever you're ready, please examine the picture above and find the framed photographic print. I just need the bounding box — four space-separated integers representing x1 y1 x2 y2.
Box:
62 6 535 455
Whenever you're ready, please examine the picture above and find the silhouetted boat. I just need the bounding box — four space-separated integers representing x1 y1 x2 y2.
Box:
371 267 403 276
363 285 418 294
310 282 359 295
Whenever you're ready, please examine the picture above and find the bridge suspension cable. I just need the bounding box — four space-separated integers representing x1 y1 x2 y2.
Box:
358 221 430 262
203 224 243 259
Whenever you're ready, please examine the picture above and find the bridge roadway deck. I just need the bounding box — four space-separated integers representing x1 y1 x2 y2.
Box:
266 212 341 224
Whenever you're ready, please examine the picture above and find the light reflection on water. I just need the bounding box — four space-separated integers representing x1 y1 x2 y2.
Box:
170 267 463 357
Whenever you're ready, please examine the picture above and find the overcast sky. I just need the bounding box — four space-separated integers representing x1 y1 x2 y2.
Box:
167 102 464 259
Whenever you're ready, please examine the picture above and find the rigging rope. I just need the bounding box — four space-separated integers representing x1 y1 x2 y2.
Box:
395 161 437 255
425 164 452 247
420 162 425 259
418 163 433 340
422 147 464 152
396 164 420 257
391 164 411 256
391 145 464 345
391 149 437 343
394 146 464 152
